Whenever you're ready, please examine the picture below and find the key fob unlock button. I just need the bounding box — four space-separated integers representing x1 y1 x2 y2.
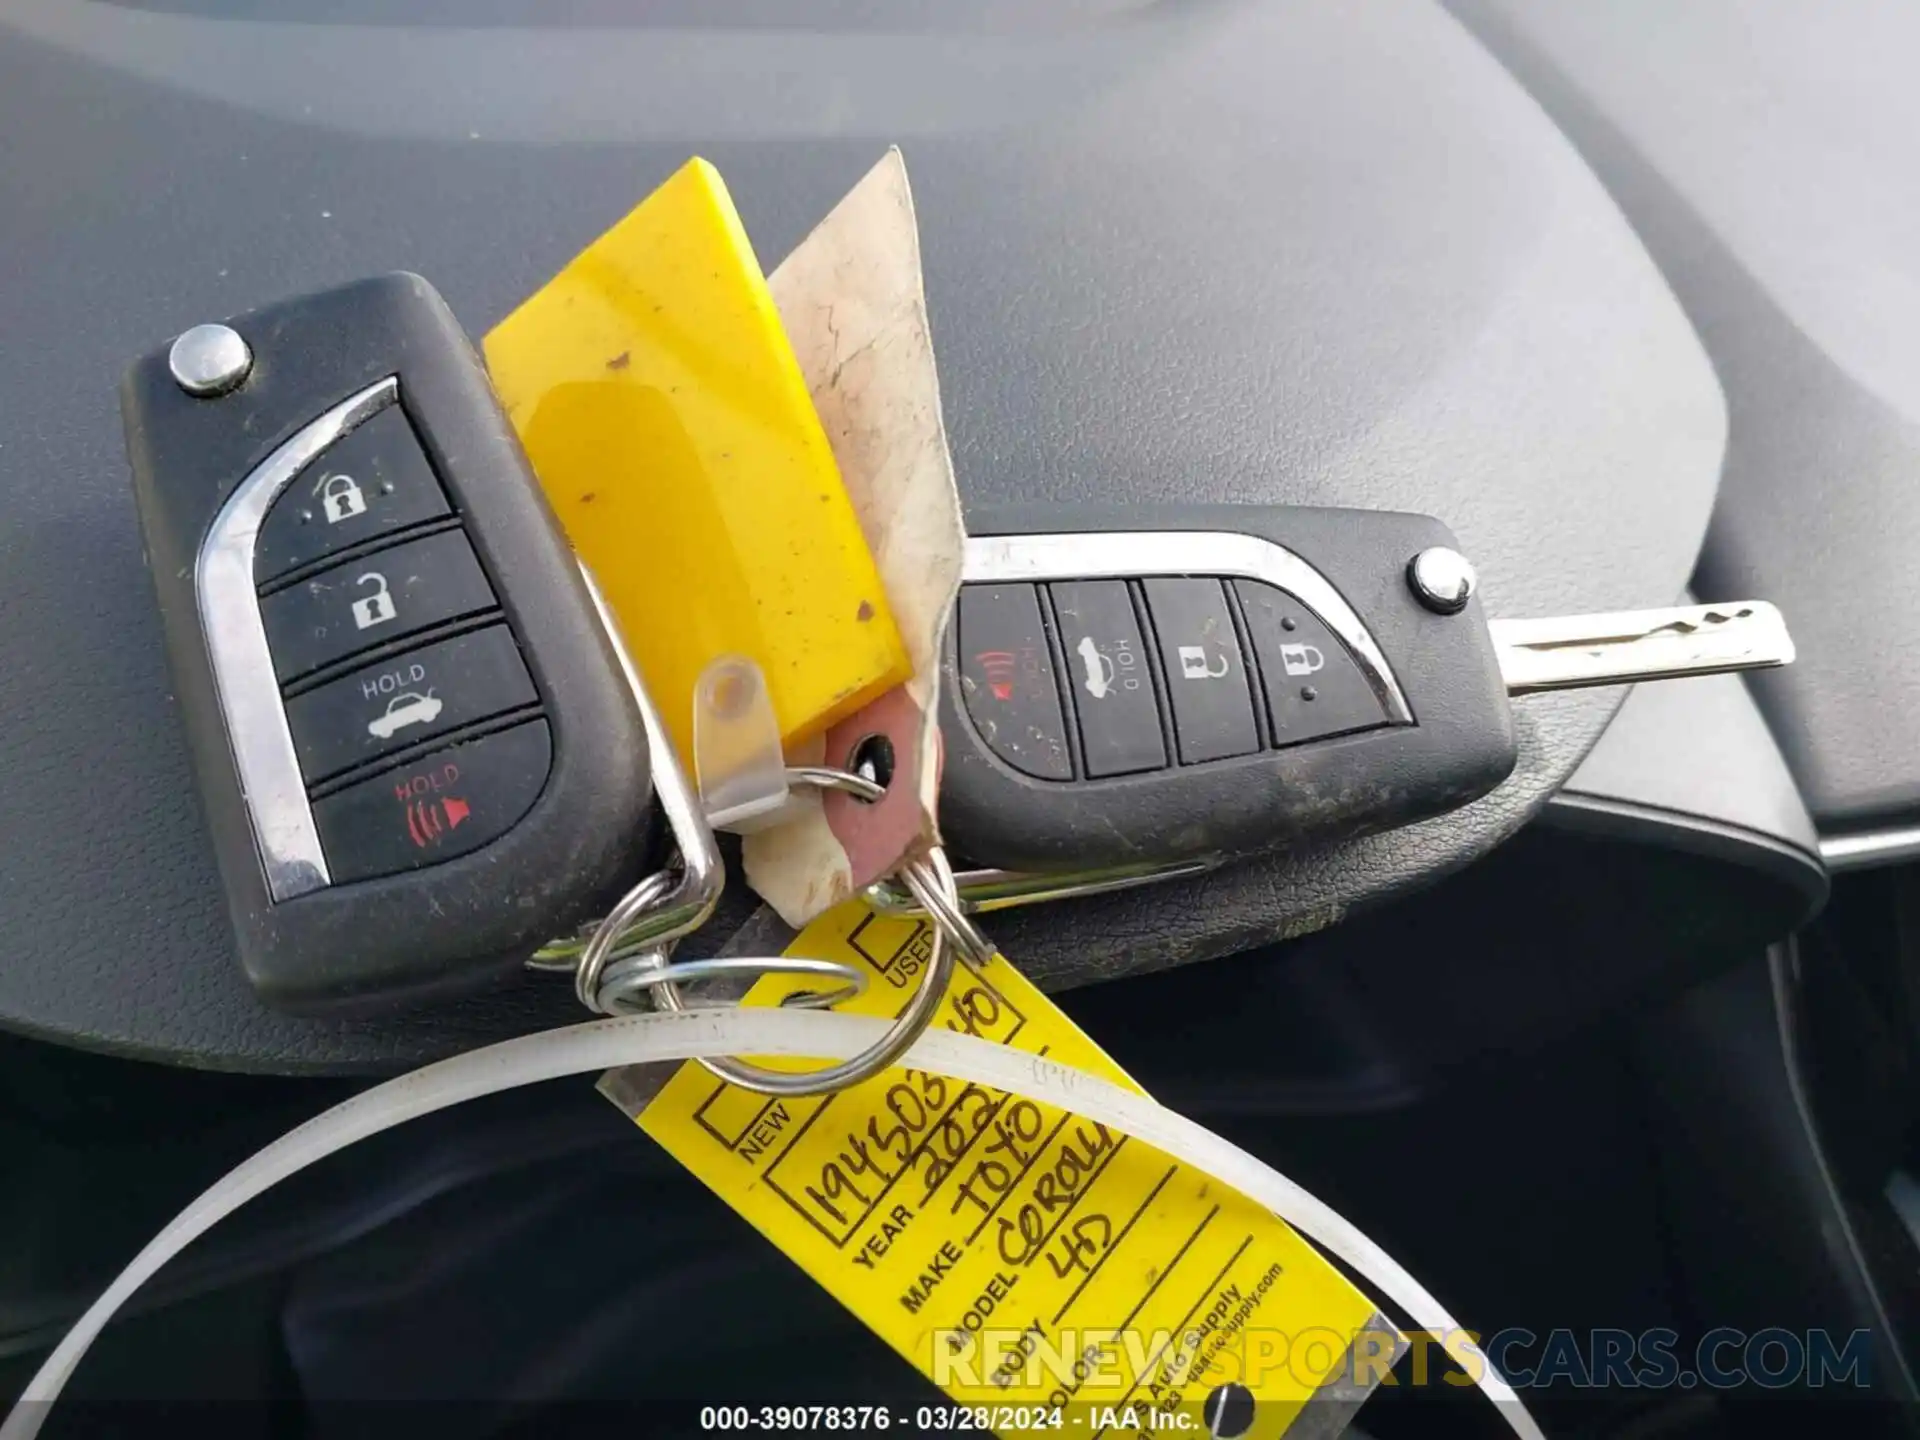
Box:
259 528 498 682
1141 578 1259 764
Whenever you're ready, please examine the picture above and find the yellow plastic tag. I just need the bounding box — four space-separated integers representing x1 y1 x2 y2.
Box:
635 905 1399 1437
483 158 910 768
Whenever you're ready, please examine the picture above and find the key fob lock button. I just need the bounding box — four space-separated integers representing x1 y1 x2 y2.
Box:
1235 580 1392 746
254 405 453 583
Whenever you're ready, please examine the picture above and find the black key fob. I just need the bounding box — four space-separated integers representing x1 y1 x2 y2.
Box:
939 504 1516 871
122 273 653 1013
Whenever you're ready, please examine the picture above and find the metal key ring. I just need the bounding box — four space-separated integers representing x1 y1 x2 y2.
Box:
647 852 958 1097
896 851 994 969
562 762 887 1021
568 869 680 1013
542 733 988 1094
592 952 869 1013
789 763 993 967
640 768 980 1097
785 763 885 801
797 760 992 966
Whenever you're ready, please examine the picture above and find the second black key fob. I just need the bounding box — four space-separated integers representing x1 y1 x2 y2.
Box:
938 503 1516 871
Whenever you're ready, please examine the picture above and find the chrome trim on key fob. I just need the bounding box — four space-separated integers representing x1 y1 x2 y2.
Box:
195 377 398 901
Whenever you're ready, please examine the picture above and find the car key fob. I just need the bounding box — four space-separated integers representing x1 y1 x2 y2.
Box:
122 274 654 1013
938 503 1516 871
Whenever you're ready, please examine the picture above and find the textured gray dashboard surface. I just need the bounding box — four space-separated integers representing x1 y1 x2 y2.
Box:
1545 669 1826 917
0 0 1723 1071
1446 0 1920 835
1555 675 1820 864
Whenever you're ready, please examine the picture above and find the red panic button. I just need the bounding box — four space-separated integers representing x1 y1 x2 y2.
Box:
312 721 552 883
955 584 1073 780
395 759 472 849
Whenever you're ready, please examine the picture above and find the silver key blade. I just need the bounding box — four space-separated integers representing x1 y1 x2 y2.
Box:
1492 601 1794 695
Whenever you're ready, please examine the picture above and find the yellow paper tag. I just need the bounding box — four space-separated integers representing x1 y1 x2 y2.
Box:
634 903 1400 1437
483 158 911 769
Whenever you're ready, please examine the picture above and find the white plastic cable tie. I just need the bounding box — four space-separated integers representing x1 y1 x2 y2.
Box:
0 1001 1542 1440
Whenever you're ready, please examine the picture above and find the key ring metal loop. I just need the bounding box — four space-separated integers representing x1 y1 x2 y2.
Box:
593 952 869 1013
896 850 994 969
530 592 884 1034
570 870 676 1012
784 763 885 801
628 768 986 1097
534 578 995 1097
793 762 993 967
558 879 870 1020
554 760 881 1022
789 762 992 966
647 846 964 1097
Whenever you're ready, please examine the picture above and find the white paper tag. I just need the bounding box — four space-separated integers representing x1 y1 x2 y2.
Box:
744 149 966 926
